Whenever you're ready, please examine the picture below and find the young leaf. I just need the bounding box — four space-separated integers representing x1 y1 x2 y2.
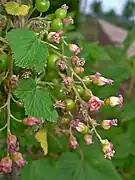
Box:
7 28 49 72
4 2 29 16
13 78 58 122
19 4 29 16
54 146 122 180
4 2 20 15
35 128 48 155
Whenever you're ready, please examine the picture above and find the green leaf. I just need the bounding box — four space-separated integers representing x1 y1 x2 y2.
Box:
14 78 58 122
105 46 125 63
21 159 53 180
7 28 48 72
120 101 135 122
54 146 121 180
112 133 132 159
124 28 135 52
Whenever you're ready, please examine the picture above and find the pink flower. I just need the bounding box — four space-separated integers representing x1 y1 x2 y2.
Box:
102 119 118 130
7 134 19 153
22 117 42 126
84 134 93 145
0 157 12 174
47 30 63 44
68 44 81 55
63 16 74 25
75 122 88 134
89 72 114 86
104 94 123 107
69 135 78 149
12 152 27 169
101 139 115 160
88 96 104 111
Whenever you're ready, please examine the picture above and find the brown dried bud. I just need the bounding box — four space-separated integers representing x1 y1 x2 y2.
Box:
56 59 67 71
53 100 66 109
63 77 73 86
21 71 31 79
10 75 18 89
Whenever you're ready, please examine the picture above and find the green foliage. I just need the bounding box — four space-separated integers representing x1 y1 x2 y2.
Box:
7 28 49 72
21 159 53 180
21 145 122 180
124 28 135 52
14 78 58 122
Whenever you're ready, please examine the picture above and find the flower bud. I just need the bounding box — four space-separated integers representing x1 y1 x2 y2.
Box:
84 134 93 145
71 56 80 65
47 30 63 44
104 94 123 107
0 157 12 174
7 134 19 153
75 122 89 134
54 127 62 136
88 96 104 111
63 16 74 25
12 152 27 169
74 67 84 74
63 76 73 86
62 129 70 136
101 139 115 160
102 119 118 130
89 72 114 86
22 117 42 126
68 44 81 55
69 135 78 149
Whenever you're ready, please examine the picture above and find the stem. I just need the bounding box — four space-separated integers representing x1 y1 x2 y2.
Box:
49 48 63 57
7 54 13 135
27 7 36 20
37 81 55 88
7 91 11 135
92 125 102 142
79 149 84 160
10 114 22 123
72 69 93 96
0 123 7 132
41 41 60 50
48 133 62 149
0 37 9 45
61 42 65 56
11 95 18 104
0 102 7 111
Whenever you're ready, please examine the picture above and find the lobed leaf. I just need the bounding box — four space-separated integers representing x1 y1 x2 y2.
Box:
14 78 58 122
7 28 49 72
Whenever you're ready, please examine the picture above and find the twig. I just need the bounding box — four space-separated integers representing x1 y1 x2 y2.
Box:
0 124 7 132
10 114 22 123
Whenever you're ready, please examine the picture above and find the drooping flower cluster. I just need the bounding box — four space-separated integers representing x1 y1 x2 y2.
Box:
0 134 26 174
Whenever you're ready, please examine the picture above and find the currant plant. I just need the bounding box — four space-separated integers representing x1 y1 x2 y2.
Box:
0 0 123 179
